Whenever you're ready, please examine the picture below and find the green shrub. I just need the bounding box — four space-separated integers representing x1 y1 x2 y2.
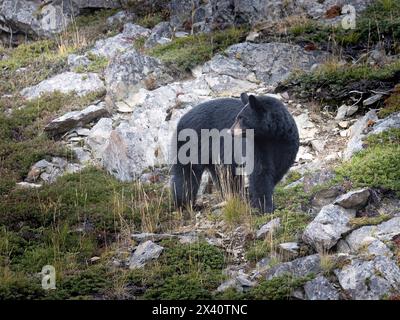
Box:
379 85 400 118
248 274 314 300
336 144 400 193
149 27 248 73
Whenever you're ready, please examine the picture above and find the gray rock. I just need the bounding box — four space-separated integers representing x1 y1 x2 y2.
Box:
45 102 110 137
335 104 359 120
26 157 82 184
256 218 281 239
204 74 258 96
363 94 383 106
344 110 378 160
279 242 300 259
311 187 342 210
86 117 113 162
129 240 164 269
72 146 92 164
311 140 325 153
169 0 372 31
106 10 135 26
294 112 318 141
335 255 400 300
279 242 299 253
131 233 176 242
340 217 400 254
217 272 256 293
68 54 90 69
90 23 151 59
105 48 173 106
225 42 327 85
202 54 256 82
144 21 173 49
302 204 356 252
0 0 78 37
265 254 321 280
368 111 400 136
334 188 370 209
21 72 105 100
304 275 340 300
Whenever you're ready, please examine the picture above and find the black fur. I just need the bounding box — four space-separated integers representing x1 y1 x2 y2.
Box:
170 94 299 213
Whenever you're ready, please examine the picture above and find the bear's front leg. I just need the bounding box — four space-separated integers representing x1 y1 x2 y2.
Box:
249 173 274 214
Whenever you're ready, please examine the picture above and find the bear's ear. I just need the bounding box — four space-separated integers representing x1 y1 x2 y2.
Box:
248 95 262 112
240 93 249 105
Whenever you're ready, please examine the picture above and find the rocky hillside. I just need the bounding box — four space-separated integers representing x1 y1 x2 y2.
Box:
0 0 399 300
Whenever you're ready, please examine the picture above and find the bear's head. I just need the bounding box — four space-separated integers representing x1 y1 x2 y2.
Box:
230 93 286 138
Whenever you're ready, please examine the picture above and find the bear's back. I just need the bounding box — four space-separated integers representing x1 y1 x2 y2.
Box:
177 98 243 132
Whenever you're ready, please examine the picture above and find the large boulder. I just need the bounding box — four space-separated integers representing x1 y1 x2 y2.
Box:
90 23 151 59
335 254 400 300
144 21 173 49
0 0 78 37
105 48 173 107
224 42 327 86
334 188 370 209
304 275 340 300
44 102 110 137
265 254 321 280
338 217 400 254
20 72 105 100
302 204 356 252
168 0 373 31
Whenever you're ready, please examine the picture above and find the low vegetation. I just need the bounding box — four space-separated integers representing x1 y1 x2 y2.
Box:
128 240 226 300
216 273 315 300
149 27 248 74
336 129 400 194
379 84 400 118
0 91 105 195
0 167 174 300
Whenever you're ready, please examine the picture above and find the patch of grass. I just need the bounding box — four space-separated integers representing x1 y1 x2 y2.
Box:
128 240 226 299
123 0 170 22
336 143 400 193
0 40 59 71
248 273 314 300
379 85 400 118
74 53 109 73
349 214 391 228
143 272 215 300
222 197 250 226
0 91 105 191
149 27 248 73
364 128 400 148
0 167 174 300
274 184 312 212
248 274 314 300
68 9 121 45
136 13 165 29
246 209 311 262
0 268 45 300
285 58 400 104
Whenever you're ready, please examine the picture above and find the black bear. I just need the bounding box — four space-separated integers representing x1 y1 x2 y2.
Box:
170 93 299 213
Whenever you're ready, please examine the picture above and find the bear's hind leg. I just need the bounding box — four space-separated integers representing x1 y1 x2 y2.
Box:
249 174 274 214
171 164 204 209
